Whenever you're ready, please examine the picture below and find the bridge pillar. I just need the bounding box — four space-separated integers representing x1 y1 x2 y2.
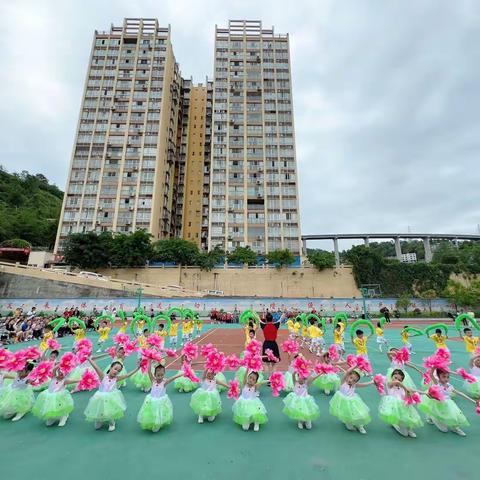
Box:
364 236 370 246
302 238 307 256
454 237 459 249
394 237 402 261
333 237 340 267
423 237 433 263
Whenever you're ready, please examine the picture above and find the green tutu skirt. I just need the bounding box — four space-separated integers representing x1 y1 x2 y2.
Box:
190 388 222 417
235 367 264 384
104 365 127 388
283 392 320 421
312 374 340 393
33 382 49 393
215 372 227 393
464 379 480 399
329 391 371 426
174 372 199 393
418 397 469 428
283 372 294 392
378 395 423 429
0 385 34 416
232 397 268 425
387 367 417 390
84 390 127 422
137 394 173 431
131 370 152 391
32 389 74 420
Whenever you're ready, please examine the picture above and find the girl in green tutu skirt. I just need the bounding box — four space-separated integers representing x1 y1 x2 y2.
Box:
419 368 477 436
84 358 139 432
137 362 182 432
329 366 373 434
232 370 268 432
0 362 35 422
283 371 320 430
378 369 423 438
190 369 228 424
32 366 80 427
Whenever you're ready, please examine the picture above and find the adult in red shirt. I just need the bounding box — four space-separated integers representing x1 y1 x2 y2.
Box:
260 311 281 376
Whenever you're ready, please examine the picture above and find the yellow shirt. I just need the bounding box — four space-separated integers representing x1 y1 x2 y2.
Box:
307 325 322 338
401 330 409 344
338 322 346 334
293 322 301 334
40 331 54 352
431 334 447 349
375 327 384 337
74 329 86 341
169 324 179 336
463 335 479 353
158 330 167 337
353 337 368 355
137 335 147 348
333 330 344 345
301 326 309 337
196 321 203 331
286 319 294 331
98 326 111 341
119 322 128 333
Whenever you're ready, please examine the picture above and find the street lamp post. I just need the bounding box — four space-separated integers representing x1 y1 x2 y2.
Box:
360 287 369 319
136 287 144 311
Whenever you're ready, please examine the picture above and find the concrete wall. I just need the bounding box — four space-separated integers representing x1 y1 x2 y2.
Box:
98 266 361 298
0 273 128 299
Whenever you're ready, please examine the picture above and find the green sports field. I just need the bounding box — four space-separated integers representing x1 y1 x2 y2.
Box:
1 323 478 480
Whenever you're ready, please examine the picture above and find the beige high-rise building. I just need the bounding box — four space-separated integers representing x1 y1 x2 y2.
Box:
209 20 302 255
55 19 183 252
56 19 302 257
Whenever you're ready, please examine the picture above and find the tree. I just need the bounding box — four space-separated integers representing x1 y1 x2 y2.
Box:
152 238 199 266
110 230 153 267
227 246 258 266
307 250 336 271
266 249 295 269
442 279 480 310
197 246 224 271
63 231 114 269
0 239 32 248
395 292 411 313
418 289 437 313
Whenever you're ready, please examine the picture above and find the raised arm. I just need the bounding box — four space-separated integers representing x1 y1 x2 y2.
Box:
164 371 183 385
117 364 140 382
88 357 104 380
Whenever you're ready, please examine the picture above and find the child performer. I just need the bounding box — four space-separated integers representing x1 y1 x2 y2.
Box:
312 352 341 395
307 321 325 355
283 353 299 392
32 366 79 427
329 366 373 434
190 369 228 423
96 321 111 352
376 322 388 353
169 321 179 349
419 367 474 436
232 370 268 431
174 355 201 393
0 362 35 421
464 355 480 399
333 322 345 357
244 320 257 346
137 362 182 432
401 326 415 354
283 371 320 429
39 326 54 353
352 329 370 360
429 329 449 352
461 328 479 356
378 369 423 438
195 318 203 339
103 346 128 389
84 358 139 432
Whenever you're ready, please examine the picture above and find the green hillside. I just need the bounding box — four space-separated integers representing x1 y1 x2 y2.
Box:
0 167 64 248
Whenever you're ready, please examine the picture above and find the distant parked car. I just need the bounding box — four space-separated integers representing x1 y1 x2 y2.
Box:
78 271 107 281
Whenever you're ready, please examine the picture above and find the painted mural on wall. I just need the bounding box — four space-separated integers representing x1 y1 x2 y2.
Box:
0 297 451 315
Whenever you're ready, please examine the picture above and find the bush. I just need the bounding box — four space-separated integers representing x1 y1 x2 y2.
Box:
266 249 295 269
0 238 32 248
307 250 335 271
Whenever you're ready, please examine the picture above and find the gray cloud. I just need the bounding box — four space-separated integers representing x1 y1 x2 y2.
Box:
1 0 479 246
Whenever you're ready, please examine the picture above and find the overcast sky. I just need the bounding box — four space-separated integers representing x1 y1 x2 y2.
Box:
1 0 479 247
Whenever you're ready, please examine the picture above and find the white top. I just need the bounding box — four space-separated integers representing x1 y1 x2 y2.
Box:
98 376 118 393
470 366 480 377
201 378 217 392
390 360 404 369
48 379 66 393
339 382 355 397
150 380 166 399
241 385 258 400
386 385 405 400
293 382 308 397
438 383 454 399
12 378 29 390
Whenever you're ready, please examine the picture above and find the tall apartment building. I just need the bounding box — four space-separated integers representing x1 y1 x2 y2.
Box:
55 19 183 252
56 19 302 256
209 20 302 255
